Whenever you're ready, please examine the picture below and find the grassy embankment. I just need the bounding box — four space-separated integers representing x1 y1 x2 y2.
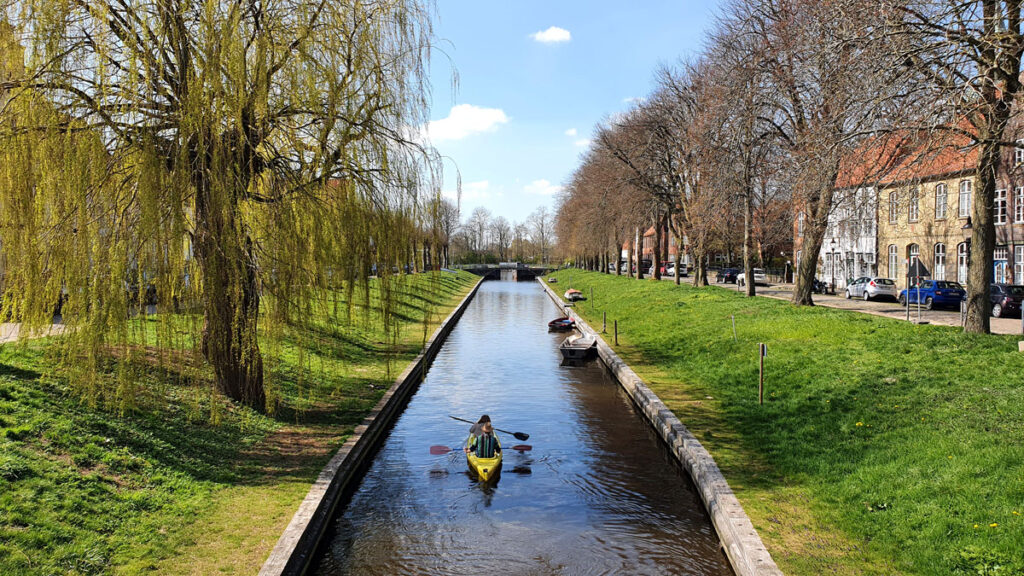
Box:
0 270 477 576
548 270 1024 576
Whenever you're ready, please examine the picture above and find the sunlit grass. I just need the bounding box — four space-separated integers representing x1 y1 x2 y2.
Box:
549 270 1024 576
0 271 477 575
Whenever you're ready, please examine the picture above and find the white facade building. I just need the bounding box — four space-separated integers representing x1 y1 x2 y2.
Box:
820 187 878 289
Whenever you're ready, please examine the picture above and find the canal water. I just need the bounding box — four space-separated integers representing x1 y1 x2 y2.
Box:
311 280 733 576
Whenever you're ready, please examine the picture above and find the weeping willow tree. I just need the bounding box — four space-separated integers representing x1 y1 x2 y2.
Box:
0 0 442 412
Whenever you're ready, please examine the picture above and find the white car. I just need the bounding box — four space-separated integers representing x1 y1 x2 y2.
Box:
664 263 688 277
736 268 767 287
845 276 898 301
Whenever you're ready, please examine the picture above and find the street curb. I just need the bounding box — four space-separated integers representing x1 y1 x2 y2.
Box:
539 279 783 576
259 276 484 576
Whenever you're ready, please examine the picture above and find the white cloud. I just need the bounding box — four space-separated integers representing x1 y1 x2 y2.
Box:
442 180 496 202
524 179 563 196
425 104 509 143
531 26 571 44
574 138 591 148
622 96 645 105
564 128 578 137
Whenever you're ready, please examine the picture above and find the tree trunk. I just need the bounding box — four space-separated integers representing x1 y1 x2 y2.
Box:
792 217 827 306
965 136 997 334
691 244 709 286
743 183 756 297
652 215 663 281
194 181 266 411
616 239 623 276
673 233 682 286
635 228 645 280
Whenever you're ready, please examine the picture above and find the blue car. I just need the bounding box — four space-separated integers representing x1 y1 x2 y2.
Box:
898 280 966 310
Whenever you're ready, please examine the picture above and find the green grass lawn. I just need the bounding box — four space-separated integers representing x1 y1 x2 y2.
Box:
0 271 478 576
548 270 1024 576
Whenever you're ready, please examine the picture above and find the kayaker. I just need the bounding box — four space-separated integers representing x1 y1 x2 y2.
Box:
468 414 491 438
466 421 501 458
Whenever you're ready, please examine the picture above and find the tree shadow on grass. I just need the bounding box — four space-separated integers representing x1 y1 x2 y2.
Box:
0 363 42 381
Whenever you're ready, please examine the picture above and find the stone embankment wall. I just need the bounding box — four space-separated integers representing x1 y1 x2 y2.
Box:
259 278 484 576
540 280 783 576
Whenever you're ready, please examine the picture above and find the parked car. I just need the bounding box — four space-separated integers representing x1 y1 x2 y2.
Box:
898 280 966 310
716 268 739 283
664 263 688 277
990 284 1024 318
736 268 767 287
845 276 898 301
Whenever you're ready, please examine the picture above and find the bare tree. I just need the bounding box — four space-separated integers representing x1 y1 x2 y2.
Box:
513 222 529 261
529 206 553 264
437 198 460 268
894 0 1024 333
490 216 512 261
732 0 903 305
466 207 492 256
702 19 777 296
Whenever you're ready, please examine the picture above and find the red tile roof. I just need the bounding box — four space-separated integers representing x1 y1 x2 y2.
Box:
836 129 977 190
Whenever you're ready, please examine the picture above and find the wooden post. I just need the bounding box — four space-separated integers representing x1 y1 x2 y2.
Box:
731 315 737 341
758 343 766 405
614 320 618 345
603 311 607 333
590 287 594 309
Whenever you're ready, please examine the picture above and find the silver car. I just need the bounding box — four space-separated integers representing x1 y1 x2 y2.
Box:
845 276 898 301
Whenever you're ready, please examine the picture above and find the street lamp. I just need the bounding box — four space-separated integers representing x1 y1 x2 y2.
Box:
830 238 837 294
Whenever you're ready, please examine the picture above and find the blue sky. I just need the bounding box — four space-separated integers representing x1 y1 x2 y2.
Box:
426 1 722 225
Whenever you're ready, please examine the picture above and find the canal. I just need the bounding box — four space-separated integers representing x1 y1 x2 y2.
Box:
311 280 734 575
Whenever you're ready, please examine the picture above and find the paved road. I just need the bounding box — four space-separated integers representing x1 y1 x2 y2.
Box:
659 275 1024 336
0 318 67 344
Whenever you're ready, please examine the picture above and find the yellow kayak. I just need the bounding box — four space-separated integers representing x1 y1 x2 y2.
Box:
466 433 502 482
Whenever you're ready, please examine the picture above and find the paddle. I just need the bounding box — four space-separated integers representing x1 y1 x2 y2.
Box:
429 444 531 455
448 415 530 441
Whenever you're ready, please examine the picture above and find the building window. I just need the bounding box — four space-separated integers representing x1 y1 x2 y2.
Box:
995 189 1008 225
796 250 802 273
908 244 920 269
959 180 972 218
957 243 969 283
934 243 946 281
889 192 899 224
1016 246 1024 283
888 244 899 278
1016 187 1024 223
995 247 1009 284
1016 141 1024 165
797 212 805 237
935 183 947 220
908 187 919 222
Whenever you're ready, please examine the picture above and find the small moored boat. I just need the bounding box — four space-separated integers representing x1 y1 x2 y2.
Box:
564 289 586 302
466 434 502 482
548 316 576 331
559 333 597 360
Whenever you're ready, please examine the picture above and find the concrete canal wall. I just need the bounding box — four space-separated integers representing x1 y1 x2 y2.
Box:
259 277 484 576
540 280 783 576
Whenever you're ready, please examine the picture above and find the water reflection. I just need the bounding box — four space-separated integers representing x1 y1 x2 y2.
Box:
312 280 733 576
